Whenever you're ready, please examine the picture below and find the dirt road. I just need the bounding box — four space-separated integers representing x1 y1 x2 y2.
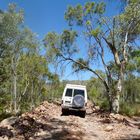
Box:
0 101 140 140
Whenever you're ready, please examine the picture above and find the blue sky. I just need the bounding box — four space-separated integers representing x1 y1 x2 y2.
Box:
0 0 121 81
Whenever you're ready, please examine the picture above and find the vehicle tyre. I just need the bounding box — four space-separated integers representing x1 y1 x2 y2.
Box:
80 111 86 118
62 108 68 115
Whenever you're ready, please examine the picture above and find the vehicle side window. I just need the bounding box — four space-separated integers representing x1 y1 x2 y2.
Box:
74 89 85 97
65 88 73 97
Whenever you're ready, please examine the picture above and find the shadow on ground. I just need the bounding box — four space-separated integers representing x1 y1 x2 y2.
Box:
116 134 140 140
0 115 84 140
61 110 86 118
0 127 13 138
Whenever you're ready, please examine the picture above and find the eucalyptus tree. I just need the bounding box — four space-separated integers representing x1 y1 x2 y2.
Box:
0 4 24 113
0 4 41 113
44 0 140 113
17 53 51 110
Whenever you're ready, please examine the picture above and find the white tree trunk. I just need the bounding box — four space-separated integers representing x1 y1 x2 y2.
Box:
112 75 122 113
11 57 18 114
13 73 17 114
31 81 35 110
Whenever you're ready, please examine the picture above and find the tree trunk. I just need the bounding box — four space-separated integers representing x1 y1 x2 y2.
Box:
111 77 122 113
11 57 18 114
13 73 17 114
10 86 13 113
31 81 35 110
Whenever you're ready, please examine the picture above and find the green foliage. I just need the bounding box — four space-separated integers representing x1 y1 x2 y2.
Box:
44 0 140 114
119 0 140 41
44 32 60 62
44 30 78 60
72 58 89 71
120 102 140 116
84 2 95 15
87 75 140 115
120 74 140 116
87 77 110 110
94 2 106 14
45 82 64 102
91 28 101 37
61 30 77 47
65 4 83 26
44 32 59 47
99 99 110 110
0 113 12 122
87 78 103 100
65 2 105 27
60 30 78 55
129 50 140 72
1 0 140 119
86 20 91 26
0 4 59 118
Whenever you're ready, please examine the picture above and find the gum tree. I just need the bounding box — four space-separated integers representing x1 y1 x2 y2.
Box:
44 0 140 113
0 4 44 113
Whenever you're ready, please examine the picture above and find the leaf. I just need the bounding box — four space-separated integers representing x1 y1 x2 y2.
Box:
91 28 100 37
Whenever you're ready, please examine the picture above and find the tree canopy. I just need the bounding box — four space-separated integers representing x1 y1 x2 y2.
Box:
44 0 140 113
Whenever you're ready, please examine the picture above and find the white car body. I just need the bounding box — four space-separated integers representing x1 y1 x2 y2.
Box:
61 84 87 117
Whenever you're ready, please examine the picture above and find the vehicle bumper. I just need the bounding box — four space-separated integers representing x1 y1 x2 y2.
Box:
61 105 86 111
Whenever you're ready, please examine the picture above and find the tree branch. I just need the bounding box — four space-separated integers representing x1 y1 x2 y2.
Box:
123 31 128 62
59 53 110 91
102 36 121 67
102 18 115 46
96 38 109 74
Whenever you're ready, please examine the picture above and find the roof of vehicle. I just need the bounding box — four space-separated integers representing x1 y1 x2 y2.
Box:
65 84 86 89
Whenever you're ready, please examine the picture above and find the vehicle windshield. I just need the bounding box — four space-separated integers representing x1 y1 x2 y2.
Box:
65 88 72 97
73 89 85 97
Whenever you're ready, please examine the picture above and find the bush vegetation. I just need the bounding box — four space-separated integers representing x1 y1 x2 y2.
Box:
0 1 140 121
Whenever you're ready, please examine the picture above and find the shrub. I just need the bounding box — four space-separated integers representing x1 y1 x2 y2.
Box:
119 102 140 116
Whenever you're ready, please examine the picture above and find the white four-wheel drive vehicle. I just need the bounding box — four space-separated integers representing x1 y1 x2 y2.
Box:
61 84 87 118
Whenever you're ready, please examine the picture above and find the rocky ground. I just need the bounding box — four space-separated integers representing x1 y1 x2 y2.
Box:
0 101 140 140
